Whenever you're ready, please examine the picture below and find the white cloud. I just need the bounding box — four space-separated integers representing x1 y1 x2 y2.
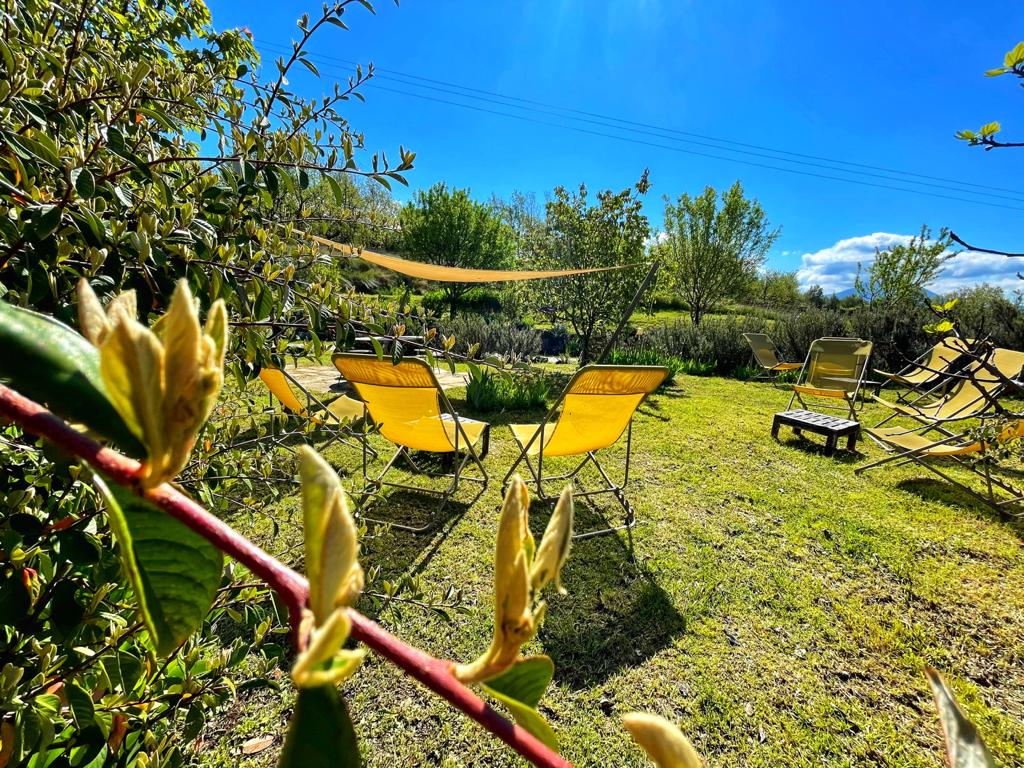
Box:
645 230 668 248
795 232 1023 296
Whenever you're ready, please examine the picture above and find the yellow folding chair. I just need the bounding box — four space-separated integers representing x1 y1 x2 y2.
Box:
856 420 1024 516
332 353 490 531
502 365 668 539
872 347 1024 435
743 332 802 385
874 336 973 401
257 365 369 454
788 337 874 420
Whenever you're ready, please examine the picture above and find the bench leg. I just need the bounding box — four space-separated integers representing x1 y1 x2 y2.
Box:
825 435 837 456
771 419 781 440
846 432 857 452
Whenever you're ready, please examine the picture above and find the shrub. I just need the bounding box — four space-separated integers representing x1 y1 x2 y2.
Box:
678 358 717 376
606 347 684 385
445 315 541 360
950 284 1024 350
422 287 503 316
540 324 570 357
772 308 850 363
638 315 771 375
465 365 550 412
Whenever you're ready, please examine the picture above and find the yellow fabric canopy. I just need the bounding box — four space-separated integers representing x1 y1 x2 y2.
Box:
299 230 637 283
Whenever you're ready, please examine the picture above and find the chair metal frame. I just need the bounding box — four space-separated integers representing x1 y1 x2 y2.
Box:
875 336 974 404
743 332 802 387
501 364 668 540
258 365 372 457
856 423 1024 516
870 347 1024 439
333 353 489 533
787 337 874 421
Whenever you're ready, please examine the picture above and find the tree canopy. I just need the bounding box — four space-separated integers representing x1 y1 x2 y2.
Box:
399 183 515 317
660 181 779 325
531 172 651 364
854 226 950 311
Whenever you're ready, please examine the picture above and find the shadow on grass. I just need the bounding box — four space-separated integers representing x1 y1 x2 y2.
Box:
775 434 865 463
895 477 1024 533
535 500 686 689
355 489 474 624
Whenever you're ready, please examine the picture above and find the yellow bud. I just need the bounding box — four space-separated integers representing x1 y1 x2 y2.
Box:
85 279 226 488
454 477 540 684
622 713 704 768
99 315 167 484
77 279 138 347
77 279 110 346
291 609 365 688
298 447 363 625
531 485 573 595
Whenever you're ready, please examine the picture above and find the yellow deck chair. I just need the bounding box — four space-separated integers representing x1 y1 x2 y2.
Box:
872 347 1024 434
788 337 874 420
502 365 668 539
258 366 369 454
856 420 1024 515
743 332 802 385
875 336 973 400
332 353 490 531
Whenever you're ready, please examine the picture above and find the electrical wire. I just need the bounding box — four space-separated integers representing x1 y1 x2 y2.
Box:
257 41 1024 201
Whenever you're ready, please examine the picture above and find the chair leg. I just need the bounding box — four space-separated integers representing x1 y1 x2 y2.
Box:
355 440 488 534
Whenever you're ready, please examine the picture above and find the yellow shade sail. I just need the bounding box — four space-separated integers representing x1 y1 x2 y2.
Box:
298 230 638 283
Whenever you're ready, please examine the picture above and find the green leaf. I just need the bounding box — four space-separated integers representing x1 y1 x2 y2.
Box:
94 477 223 656
99 651 143 695
280 686 360 768
0 301 144 456
325 174 346 207
369 337 384 359
298 57 320 77
483 655 553 708
72 168 95 198
482 656 558 750
482 688 559 751
926 667 996 768
65 682 95 729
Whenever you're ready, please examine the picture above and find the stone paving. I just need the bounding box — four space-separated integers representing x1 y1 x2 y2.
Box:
287 364 468 393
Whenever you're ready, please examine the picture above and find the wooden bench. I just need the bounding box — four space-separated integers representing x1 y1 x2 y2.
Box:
772 409 860 455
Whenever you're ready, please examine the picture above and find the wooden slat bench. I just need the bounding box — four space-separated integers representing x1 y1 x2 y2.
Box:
772 409 860 455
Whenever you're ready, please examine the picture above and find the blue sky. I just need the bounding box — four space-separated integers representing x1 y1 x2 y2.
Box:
208 0 1024 293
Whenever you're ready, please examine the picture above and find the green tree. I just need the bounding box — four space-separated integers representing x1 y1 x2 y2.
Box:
661 181 779 325
805 284 826 307
281 173 402 250
746 269 801 308
854 226 950 311
490 190 544 320
532 173 651 364
400 183 515 318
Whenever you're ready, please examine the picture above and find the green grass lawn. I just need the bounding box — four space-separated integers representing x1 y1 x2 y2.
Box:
200 374 1024 767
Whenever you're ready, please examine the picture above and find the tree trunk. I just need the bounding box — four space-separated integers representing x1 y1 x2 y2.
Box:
578 333 591 366
448 288 457 320
690 307 703 326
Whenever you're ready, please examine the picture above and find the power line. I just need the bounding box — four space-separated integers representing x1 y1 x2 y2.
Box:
258 40 1024 200
363 83 1024 212
253 43 1024 211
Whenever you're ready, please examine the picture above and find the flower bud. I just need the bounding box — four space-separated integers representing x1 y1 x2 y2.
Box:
531 485 573 595
622 713 704 768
